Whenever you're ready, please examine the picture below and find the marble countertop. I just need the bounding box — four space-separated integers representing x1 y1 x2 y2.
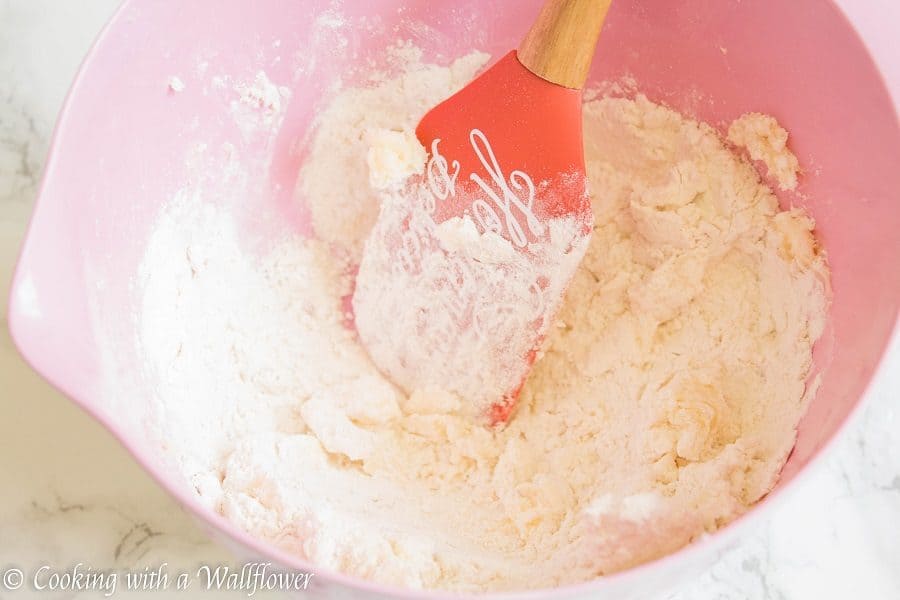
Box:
1 2 897 599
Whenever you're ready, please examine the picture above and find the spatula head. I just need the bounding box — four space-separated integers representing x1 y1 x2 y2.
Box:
417 50 591 227
354 51 593 424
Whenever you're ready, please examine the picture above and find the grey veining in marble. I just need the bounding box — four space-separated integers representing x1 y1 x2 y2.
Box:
1 2 898 599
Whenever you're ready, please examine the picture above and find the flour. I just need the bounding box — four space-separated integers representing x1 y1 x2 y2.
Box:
235 71 289 113
137 50 829 592
229 71 291 142
298 48 490 260
728 112 801 191
353 177 589 418
167 76 185 93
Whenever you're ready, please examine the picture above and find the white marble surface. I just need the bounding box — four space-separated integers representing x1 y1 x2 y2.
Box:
0 2 898 599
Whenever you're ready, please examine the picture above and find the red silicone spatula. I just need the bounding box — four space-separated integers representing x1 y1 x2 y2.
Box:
354 0 612 424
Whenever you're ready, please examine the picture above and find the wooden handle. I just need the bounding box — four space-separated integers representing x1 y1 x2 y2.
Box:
518 0 612 89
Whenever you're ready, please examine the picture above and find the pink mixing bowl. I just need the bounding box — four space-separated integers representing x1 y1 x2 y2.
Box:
8 0 900 597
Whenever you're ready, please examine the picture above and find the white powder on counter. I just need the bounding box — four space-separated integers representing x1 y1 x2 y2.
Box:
137 51 829 592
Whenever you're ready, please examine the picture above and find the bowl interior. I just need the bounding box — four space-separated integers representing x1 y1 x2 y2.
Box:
9 0 900 596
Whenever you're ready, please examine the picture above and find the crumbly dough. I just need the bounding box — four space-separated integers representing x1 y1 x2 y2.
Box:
728 112 801 191
138 50 829 592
